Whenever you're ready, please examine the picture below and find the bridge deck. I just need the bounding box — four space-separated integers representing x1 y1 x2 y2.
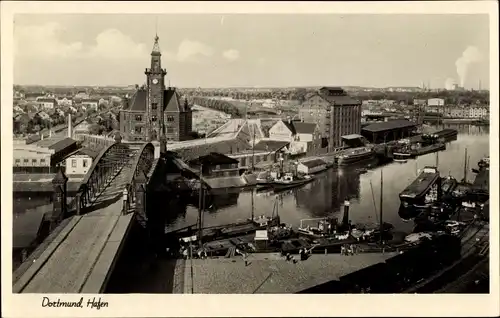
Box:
14 163 134 293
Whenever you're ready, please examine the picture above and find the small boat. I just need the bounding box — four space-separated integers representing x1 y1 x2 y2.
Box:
270 173 315 192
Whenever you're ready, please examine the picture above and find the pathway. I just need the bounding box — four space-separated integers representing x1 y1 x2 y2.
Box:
14 161 135 293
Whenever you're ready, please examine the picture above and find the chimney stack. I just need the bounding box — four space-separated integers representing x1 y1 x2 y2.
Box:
342 199 350 227
67 113 72 138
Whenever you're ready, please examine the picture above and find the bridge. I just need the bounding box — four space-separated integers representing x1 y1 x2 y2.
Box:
13 137 208 293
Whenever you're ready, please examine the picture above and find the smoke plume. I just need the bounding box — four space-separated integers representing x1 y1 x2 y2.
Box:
455 46 482 87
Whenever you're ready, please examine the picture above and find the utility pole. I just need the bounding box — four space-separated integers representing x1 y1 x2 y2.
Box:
379 168 384 247
251 125 256 171
251 188 255 221
463 148 468 183
198 163 204 246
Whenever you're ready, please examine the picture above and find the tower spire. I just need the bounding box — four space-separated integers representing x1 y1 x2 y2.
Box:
152 34 161 55
152 18 161 55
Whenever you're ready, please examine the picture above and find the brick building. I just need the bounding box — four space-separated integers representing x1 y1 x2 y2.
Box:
119 35 192 142
299 87 362 151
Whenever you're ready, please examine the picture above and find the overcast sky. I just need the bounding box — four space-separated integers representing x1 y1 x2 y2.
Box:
13 14 490 88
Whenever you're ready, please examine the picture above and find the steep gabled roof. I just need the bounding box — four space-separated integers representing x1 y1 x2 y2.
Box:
122 87 189 112
293 122 317 134
127 89 147 111
164 89 182 112
281 120 296 135
253 140 289 152
188 152 238 166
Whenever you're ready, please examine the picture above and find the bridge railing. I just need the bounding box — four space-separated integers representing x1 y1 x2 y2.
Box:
71 142 131 215
124 143 155 222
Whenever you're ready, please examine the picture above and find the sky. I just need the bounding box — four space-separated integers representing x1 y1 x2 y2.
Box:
13 14 490 88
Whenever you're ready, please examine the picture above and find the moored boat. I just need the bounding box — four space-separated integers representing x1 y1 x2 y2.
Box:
423 128 458 142
398 166 442 220
270 173 315 192
411 142 446 157
335 146 375 166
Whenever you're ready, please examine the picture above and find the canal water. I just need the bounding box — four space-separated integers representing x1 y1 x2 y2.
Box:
12 125 489 232
165 124 490 234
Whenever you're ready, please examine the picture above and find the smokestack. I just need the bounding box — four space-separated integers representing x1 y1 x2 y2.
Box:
68 113 72 138
342 199 350 227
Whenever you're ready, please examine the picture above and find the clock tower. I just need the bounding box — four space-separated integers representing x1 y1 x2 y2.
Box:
145 34 167 141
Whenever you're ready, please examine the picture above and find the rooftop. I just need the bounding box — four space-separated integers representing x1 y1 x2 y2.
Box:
188 152 239 166
253 140 289 152
314 87 362 106
122 87 188 112
300 158 327 168
42 137 77 154
362 120 417 133
341 134 364 140
65 147 99 160
293 122 317 134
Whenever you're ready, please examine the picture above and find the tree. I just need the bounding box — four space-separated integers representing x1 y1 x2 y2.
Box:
88 124 103 135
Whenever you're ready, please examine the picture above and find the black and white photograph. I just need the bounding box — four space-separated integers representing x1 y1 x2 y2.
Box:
2 1 498 317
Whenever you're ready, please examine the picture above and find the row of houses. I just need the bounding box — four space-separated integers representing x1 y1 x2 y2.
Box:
426 105 489 118
13 122 100 177
15 96 105 111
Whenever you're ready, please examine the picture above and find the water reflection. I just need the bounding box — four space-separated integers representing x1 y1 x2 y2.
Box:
165 125 490 235
295 168 361 217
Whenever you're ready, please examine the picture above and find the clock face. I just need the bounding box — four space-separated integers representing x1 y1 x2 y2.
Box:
152 79 159 85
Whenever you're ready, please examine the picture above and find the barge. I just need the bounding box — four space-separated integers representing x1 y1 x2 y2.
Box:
335 146 375 166
398 166 442 221
393 137 446 160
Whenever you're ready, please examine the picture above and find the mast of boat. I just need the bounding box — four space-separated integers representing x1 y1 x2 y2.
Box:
251 124 256 171
463 148 468 183
251 187 255 221
198 163 204 246
379 168 384 247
